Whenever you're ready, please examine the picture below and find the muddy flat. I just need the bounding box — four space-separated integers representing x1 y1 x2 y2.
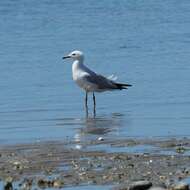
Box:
0 138 190 189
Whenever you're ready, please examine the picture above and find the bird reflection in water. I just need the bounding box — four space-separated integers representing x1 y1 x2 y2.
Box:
73 113 124 149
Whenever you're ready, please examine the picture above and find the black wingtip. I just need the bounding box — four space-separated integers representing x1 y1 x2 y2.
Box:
114 82 132 90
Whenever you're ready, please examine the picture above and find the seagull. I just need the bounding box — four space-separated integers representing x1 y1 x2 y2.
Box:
62 50 132 113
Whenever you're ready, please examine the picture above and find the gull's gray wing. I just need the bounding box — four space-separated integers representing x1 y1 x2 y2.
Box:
84 73 117 90
82 65 132 91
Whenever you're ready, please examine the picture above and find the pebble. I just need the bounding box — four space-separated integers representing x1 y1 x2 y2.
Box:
184 168 190 175
98 137 104 141
176 147 186 154
4 182 13 190
128 180 152 190
149 187 166 190
75 144 82 150
159 176 167 180
37 178 64 189
4 177 13 190
53 179 64 188
19 179 33 190
5 176 13 183
13 161 23 170
172 182 189 190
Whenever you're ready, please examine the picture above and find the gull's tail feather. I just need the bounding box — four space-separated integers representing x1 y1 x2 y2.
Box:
107 74 118 81
114 82 132 90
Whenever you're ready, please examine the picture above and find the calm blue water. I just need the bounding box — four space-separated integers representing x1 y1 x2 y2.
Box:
0 0 190 144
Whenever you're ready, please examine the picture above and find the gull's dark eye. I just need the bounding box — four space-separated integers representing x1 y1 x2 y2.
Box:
72 53 76 56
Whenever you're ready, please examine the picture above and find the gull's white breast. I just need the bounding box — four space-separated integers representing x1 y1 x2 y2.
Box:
73 71 97 92
72 61 97 92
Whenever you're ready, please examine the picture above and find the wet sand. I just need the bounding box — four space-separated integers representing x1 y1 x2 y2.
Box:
1 138 190 189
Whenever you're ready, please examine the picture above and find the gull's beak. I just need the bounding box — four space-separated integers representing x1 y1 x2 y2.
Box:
62 55 71 59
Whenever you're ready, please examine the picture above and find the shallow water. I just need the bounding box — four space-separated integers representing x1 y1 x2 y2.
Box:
0 181 112 190
0 0 190 144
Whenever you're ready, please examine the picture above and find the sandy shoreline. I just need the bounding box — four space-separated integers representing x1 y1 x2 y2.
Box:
0 138 190 189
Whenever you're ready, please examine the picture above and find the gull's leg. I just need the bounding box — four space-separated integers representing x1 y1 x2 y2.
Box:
93 92 96 107
93 92 96 117
85 91 88 107
85 91 88 117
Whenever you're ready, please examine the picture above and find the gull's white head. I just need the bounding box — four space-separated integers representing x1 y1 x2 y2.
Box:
63 50 84 61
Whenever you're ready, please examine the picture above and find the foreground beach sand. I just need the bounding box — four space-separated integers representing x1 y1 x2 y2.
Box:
1 138 190 189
